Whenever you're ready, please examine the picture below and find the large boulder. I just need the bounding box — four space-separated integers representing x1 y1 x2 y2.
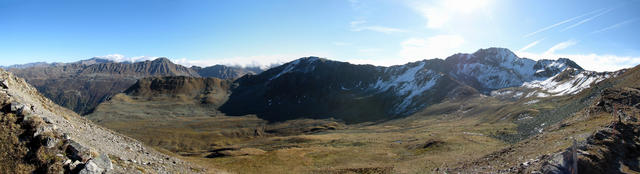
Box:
66 140 92 162
78 160 104 174
93 154 113 172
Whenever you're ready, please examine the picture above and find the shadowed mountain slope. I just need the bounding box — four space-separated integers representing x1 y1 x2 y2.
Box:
219 57 475 123
219 48 610 123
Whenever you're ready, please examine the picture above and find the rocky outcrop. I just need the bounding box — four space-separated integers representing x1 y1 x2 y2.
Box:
537 87 640 173
538 121 640 174
0 69 203 173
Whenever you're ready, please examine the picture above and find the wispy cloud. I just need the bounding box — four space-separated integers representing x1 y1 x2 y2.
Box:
399 34 465 60
518 39 543 52
592 18 638 34
350 20 406 33
333 42 352 46
524 8 602 38
544 40 577 55
561 8 612 31
358 48 382 53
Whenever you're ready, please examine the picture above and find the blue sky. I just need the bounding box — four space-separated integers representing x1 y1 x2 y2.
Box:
0 0 639 71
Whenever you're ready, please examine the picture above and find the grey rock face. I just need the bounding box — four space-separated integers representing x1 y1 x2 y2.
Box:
10 101 25 112
93 154 113 172
33 124 56 137
67 140 92 162
42 116 53 124
79 160 104 174
540 151 573 174
0 79 8 89
69 160 83 171
44 137 59 149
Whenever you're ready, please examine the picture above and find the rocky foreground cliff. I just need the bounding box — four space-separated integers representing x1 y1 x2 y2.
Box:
0 69 204 173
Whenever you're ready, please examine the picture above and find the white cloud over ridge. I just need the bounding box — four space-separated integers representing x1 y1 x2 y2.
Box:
516 51 640 72
94 54 158 63
94 53 327 70
173 55 306 70
516 40 640 72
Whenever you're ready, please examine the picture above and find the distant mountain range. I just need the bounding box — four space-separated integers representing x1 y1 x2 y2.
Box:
2 48 620 122
4 57 262 114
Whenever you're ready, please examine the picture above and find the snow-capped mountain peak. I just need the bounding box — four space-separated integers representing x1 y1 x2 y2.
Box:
446 47 583 91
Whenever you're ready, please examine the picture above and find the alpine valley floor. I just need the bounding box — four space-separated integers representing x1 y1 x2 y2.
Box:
85 69 640 173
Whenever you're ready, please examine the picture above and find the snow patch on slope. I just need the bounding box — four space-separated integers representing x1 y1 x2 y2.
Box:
373 62 442 113
456 63 530 89
522 71 610 96
268 57 320 80
270 59 301 80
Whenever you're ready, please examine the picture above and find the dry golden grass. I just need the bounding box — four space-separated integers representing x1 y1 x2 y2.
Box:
161 109 514 174
97 115 266 153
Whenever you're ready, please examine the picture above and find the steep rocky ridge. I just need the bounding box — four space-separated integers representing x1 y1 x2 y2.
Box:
0 68 203 173
7 57 263 115
445 48 610 95
192 65 263 79
7 58 200 115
